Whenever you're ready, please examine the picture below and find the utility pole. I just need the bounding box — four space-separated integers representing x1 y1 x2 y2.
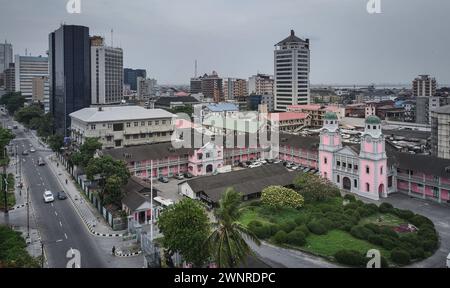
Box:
41 242 44 268
3 147 8 214
27 187 30 238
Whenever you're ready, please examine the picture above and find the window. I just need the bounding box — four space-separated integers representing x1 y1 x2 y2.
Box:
337 161 341 166
155 120 159 125
134 122 138 127
348 164 352 169
90 124 96 130
148 121 152 126
380 166 383 175
162 120 166 125
354 165 358 170
366 166 370 174
126 122 131 128
133 134 139 139
324 157 327 164
141 121 145 126
366 183 370 192
354 179 358 188
343 162 346 168
107 123 112 129
373 125 376 129
433 187 439 198
337 175 340 183
206 153 210 158
113 123 124 131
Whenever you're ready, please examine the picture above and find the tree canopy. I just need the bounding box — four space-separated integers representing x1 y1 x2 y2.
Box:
261 185 304 209
0 92 26 115
47 134 64 152
0 127 15 165
71 137 102 168
293 173 341 202
158 198 211 267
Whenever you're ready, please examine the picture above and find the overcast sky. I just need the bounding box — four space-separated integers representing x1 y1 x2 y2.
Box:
1 0 449 85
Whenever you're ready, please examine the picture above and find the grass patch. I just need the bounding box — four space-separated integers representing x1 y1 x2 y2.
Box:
0 173 16 211
0 225 40 268
359 213 406 227
240 205 302 226
302 230 390 260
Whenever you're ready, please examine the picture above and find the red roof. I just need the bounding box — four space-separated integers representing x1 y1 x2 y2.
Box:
269 112 310 121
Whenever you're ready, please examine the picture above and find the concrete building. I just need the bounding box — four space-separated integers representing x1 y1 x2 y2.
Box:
4 63 15 93
248 73 274 96
431 105 450 159
137 77 157 100
49 25 91 136
0 41 13 73
413 75 436 97
14 55 49 101
190 77 202 94
269 112 311 132
223 78 248 100
124 68 146 91
70 106 175 149
274 30 310 111
90 36 123 105
201 71 224 102
32 76 49 112
287 104 345 127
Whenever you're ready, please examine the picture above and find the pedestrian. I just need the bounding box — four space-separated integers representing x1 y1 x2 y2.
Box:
65 179 68 185
57 162 59 168
112 246 116 256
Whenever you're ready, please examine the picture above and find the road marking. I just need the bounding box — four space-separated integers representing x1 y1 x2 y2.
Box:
59 221 62 227
65 233 68 239
55 211 58 216
56 239 63 243
51 203 54 207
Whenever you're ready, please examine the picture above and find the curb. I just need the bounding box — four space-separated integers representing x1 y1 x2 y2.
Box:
115 250 142 258
8 202 28 211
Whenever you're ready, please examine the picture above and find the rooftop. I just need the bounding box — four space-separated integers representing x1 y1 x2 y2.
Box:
431 105 450 115
275 30 308 46
69 106 175 123
269 112 310 121
206 103 239 112
365 115 381 124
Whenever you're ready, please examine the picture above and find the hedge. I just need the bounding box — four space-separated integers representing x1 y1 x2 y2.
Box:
280 220 297 233
350 225 374 240
272 231 288 244
286 231 306 246
307 220 328 235
334 250 366 267
391 248 411 265
378 202 393 213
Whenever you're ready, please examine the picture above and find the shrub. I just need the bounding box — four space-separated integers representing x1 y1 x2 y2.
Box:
378 202 393 213
344 194 356 202
320 218 335 230
334 250 365 267
295 224 310 237
356 207 372 218
410 247 425 259
364 223 381 234
286 231 307 246
367 234 383 246
344 202 359 211
350 225 374 240
391 248 411 265
409 215 434 228
399 233 421 247
294 214 310 226
307 220 328 235
280 220 297 233
261 186 304 209
380 227 399 239
381 236 396 250
422 240 438 252
272 231 288 244
394 209 415 221
248 220 263 231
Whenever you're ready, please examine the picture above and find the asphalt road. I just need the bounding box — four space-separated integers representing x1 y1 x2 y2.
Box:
5 117 107 268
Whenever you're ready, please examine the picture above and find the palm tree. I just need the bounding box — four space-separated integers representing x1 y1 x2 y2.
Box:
207 187 261 268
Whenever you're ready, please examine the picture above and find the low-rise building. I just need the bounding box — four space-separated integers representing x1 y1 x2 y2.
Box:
70 106 176 149
269 112 311 132
287 104 345 127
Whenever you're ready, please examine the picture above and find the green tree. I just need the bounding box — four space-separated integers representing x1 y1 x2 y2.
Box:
170 105 193 116
207 188 261 268
261 185 304 209
71 137 102 168
14 105 44 126
158 198 211 267
85 156 130 205
293 173 341 202
0 92 26 115
0 127 15 165
47 134 64 152
0 225 39 268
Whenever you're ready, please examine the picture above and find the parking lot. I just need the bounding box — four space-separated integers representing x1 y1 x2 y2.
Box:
152 177 186 204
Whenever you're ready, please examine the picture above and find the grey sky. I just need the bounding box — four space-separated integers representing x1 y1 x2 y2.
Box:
1 0 449 85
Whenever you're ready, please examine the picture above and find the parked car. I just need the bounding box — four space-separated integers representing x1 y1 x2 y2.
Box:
285 162 293 169
249 162 262 168
274 159 282 164
43 191 54 203
303 167 311 173
30 147 36 153
291 165 299 170
266 159 275 164
259 159 268 165
158 176 169 183
184 172 193 179
57 191 67 200
174 173 184 180
38 157 45 166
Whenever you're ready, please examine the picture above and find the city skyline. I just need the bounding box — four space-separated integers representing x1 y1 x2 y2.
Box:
1 1 450 85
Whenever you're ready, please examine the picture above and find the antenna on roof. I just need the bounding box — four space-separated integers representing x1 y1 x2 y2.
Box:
194 60 198 78
111 29 114 47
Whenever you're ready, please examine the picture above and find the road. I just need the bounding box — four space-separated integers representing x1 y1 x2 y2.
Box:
3 116 107 268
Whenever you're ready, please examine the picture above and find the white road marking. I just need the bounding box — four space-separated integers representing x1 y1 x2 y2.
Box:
65 233 68 239
56 239 63 243
51 203 54 207
55 211 58 216
59 221 62 227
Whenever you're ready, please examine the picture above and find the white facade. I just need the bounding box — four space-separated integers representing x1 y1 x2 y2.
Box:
69 106 176 149
91 44 123 104
248 74 274 95
274 30 310 111
137 77 157 100
14 55 49 101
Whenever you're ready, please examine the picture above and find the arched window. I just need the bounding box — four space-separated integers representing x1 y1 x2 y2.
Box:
373 125 376 129
366 183 370 192
354 179 358 188
380 166 383 175
337 175 340 183
324 157 327 164
366 166 370 174
367 125 371 129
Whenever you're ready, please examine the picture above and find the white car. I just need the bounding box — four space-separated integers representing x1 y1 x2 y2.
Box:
30 148 36 153
249 162 262 168
43 191 54 203
447 252 450 268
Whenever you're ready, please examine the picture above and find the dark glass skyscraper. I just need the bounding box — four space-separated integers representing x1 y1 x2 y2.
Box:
124 68 146 91
49 25 91 136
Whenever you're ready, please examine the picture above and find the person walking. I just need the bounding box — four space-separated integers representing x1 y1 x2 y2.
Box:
65 179 68 185
112 246 116 256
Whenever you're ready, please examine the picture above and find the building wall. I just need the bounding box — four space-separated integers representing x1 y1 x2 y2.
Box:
14 55 49 101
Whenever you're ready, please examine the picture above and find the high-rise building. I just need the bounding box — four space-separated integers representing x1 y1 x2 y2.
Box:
49 25 91 136
32 76 49 112
201 71 224 102
190 77 202 94
90 36 123 105
0 41 13 73
137 77 157 100
4 63 15 93
124 68 146 91
413 75 436 97
14 55 49 101
431 105 450 159
274 30 310 111
248 73 274 95
223 78 248 100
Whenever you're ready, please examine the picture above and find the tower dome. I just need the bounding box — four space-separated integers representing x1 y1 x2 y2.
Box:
364 115 382 138
365 115 381 125
324 112 338 120
323 112 339 132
